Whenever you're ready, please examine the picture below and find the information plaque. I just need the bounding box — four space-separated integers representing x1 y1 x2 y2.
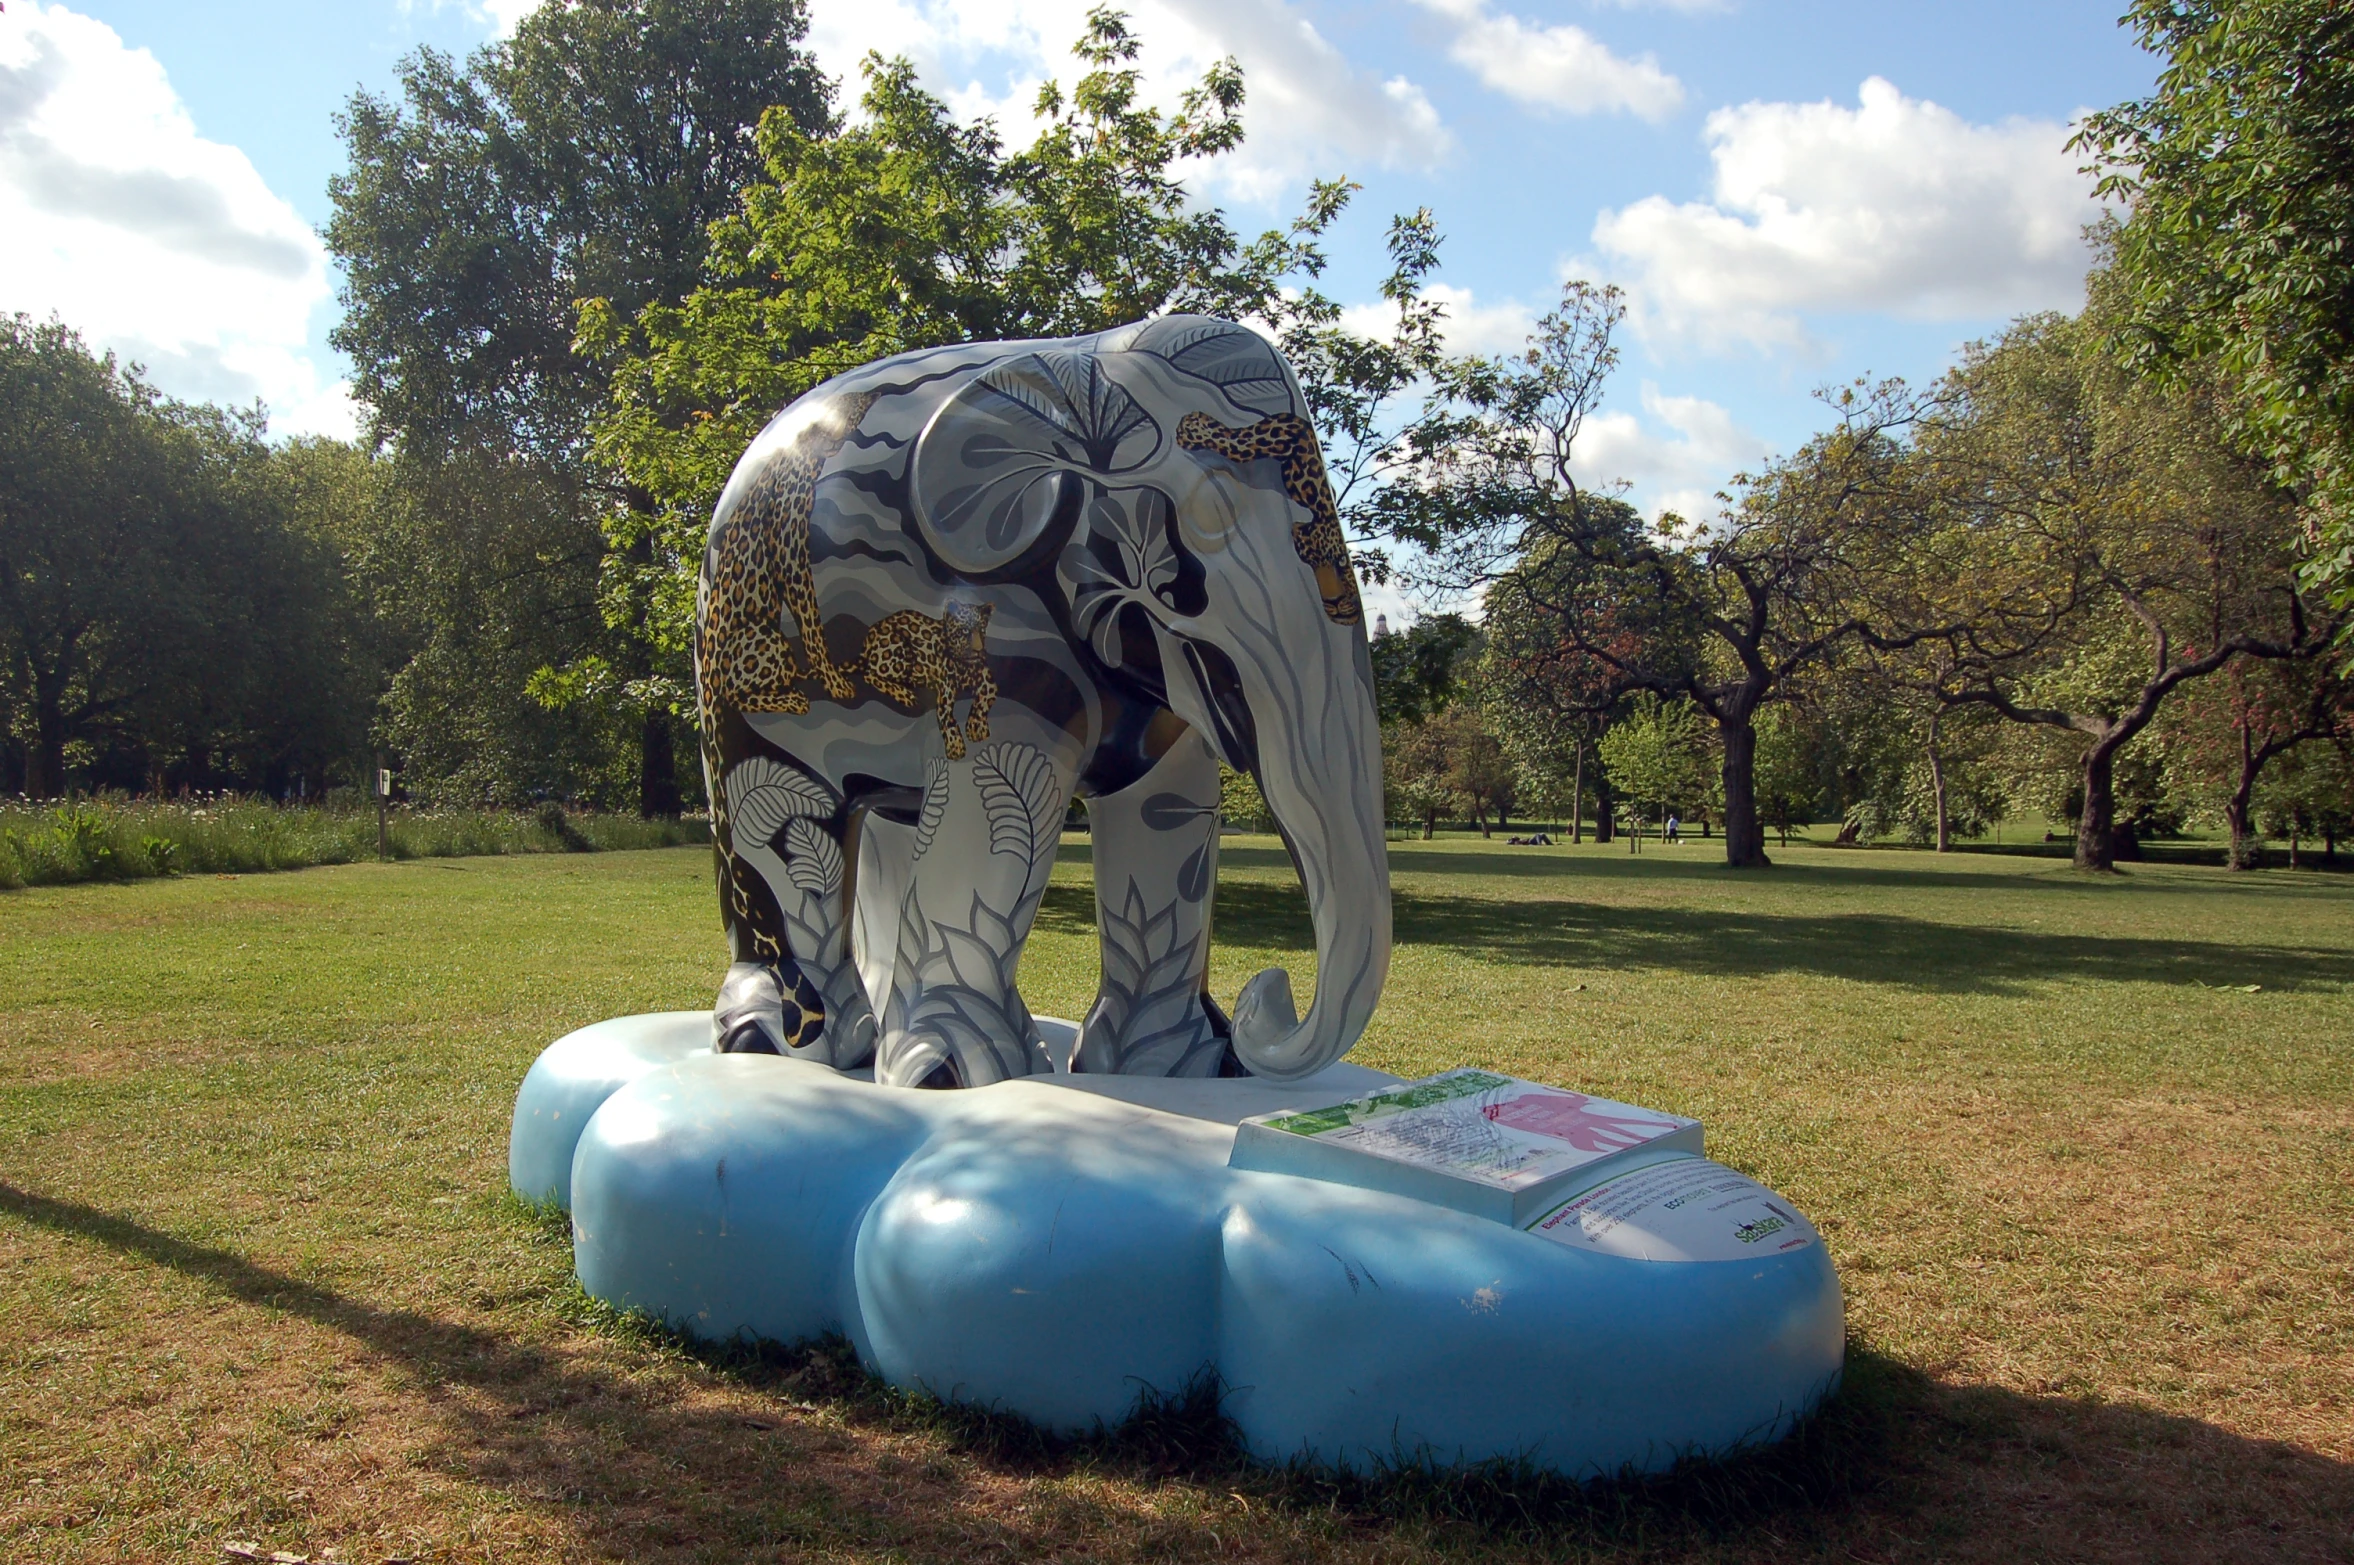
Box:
1227 1068 1702 1227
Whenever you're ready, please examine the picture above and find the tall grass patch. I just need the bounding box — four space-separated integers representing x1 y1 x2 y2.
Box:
0 796 706 889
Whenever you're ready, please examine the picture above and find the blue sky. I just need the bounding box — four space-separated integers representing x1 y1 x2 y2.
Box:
2 0 2155 591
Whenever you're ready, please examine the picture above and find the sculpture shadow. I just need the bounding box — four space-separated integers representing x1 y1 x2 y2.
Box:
1244 842 2341 898
6 1181 2348 1562
1032 879 2349 996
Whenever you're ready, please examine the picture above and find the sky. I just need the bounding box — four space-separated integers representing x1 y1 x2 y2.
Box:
0 0 2158 613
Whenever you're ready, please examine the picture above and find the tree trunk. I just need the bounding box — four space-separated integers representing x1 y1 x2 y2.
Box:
1421 805 1435 841
1720 717 1771 868
639 710 682 819
32 696 68 799
1593 773 1615 843
1927 708 1951 853
1571 736 1585 845
2224 722 2262 870
2075 735 2121 871
1473 806 1491 838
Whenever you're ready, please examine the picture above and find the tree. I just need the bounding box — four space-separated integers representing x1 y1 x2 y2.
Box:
1383 714 1457 840
1385 281 1947 869
1369 612 1475 728
0 318 372 798
328 0 830 813
2259 733 2354 865
1750 703 1819 847
1 317 182 795
2158 652 2348 867
1599 693 1713 843
1477 541 1644 843
2076 2 2354 605
581 10 1445 666
1440 705 1515 837
1922 310 2337 869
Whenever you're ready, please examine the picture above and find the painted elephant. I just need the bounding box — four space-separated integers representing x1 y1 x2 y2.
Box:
696 315 1390 1088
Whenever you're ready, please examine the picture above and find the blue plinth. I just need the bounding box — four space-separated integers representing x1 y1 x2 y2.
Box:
511 1014 1844 1476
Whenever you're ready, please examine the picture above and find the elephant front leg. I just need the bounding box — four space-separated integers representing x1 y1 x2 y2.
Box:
709 753 879 1069
1073 728 1232 1077
873 740 1069 1088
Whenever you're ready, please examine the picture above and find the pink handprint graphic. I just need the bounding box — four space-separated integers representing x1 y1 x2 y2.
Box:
1483 1091 1680 1153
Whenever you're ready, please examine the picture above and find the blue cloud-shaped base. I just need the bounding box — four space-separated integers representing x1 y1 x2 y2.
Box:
511 1014 1843 1476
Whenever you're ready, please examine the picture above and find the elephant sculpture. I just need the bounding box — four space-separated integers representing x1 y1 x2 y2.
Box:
696 315 1391 1089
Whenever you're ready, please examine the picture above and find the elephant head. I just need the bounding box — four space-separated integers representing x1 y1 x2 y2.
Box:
908 316 1391 1082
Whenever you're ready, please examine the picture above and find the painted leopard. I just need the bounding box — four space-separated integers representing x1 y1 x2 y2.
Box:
698 391 878 728
850 601 997 760
1175 410 1363 626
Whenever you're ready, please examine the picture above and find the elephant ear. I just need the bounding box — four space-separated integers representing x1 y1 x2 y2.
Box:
912 349 1162 575
1122 315 1295 417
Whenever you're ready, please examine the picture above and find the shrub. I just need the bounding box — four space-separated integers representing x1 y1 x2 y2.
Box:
0 795 708 889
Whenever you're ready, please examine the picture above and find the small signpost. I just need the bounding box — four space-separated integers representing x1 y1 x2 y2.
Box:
376 764 392 860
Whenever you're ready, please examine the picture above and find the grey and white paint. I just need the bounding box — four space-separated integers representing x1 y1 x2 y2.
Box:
697 316 1391 1088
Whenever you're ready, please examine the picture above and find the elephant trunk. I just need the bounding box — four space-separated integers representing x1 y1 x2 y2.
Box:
1225 629 1391 1082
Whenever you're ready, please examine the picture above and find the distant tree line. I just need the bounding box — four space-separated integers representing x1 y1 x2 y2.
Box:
1368 269 2352 870
5 0 2348 876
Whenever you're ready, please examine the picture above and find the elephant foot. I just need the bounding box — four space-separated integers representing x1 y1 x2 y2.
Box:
712 960 823 1055
874 1030 961 1089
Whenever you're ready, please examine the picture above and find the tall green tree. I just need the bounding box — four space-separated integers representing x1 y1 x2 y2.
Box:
0 317 176 795
1921 310 2336 869
328 0 830 812
1369 612 1475 728
0 318 369 797
1599 693 1714 839
2076 1 2354 605
581 8 1446 662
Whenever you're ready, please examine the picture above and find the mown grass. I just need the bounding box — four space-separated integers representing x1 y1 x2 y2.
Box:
0 797 707 888
0 836 2349 1563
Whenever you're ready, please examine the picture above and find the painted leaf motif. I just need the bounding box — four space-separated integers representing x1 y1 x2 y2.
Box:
914 757 949 860
783 817 843 898
727 755 836 847
974 352 1158 472
971 742 1061 859
1133 317 1294 417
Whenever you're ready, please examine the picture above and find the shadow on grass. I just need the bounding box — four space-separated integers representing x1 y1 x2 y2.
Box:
5 1181 2351 1562
1033 878 2350 996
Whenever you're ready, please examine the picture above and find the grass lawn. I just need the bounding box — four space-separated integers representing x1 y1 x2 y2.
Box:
2 836 2349 1563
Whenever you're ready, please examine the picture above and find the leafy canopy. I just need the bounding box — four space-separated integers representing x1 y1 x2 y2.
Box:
2075 0 2354 599
582 5 1443 655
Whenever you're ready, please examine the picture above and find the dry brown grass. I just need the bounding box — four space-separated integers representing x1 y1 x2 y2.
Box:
2 838 2350 1562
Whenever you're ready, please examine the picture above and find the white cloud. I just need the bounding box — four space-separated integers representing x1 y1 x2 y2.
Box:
805 0 1450 206
1411 0 1682 121
404 0 541 40
1573 384 1769 522
0 3 353 437
1591 77 2102 350
480 0 542 36
1340 282 1537 358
